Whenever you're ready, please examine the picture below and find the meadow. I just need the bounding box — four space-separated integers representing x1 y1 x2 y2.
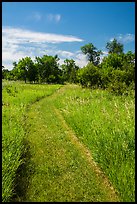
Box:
2 80 135 202
53 84 135 202
2 80 61 202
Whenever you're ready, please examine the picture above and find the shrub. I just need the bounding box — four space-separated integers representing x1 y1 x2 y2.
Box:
77 62 101 88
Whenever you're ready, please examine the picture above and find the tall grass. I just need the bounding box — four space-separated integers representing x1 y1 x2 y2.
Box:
54 84 135 202
19 95 119 202
2 80 61 202
2 81 135 201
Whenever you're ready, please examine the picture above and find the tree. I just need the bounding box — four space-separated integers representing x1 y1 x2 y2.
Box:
14 57 34 83
35 55 61 83
106 38 124 54
99 51 135 93
101 53 123 70
81 43 102 66
61 59 79 83
27 62 37 83
2 68 10 79
12 62 17 69
77 62 101 88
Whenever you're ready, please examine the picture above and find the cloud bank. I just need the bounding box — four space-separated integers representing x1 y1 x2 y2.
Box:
2 26 86 70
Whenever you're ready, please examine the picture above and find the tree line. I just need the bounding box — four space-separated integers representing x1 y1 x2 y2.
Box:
2 38 135 95
2 54 79 84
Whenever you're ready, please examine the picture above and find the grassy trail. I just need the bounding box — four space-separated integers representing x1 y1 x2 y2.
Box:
13 86 119 202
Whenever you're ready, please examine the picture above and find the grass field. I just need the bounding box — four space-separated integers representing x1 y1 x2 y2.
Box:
53 84 135 202
2 81 135 202
2 80 61 202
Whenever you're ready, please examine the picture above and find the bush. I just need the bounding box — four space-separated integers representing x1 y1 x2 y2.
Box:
77 62 101 88
108 81 127 95
99 52 135 94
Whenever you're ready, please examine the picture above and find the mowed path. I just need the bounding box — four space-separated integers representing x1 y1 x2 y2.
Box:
15 86 119 202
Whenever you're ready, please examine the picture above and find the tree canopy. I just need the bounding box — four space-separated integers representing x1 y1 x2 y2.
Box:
61 59 79 83
81 43 102 66
106 38 124 54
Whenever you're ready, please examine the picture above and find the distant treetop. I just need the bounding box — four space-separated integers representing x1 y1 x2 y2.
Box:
106 38 124 54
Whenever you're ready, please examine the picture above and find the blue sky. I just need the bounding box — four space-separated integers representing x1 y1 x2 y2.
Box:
2 2 135 70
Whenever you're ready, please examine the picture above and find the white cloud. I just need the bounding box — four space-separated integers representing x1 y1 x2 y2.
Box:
47 13 61 23
58 58 65 66
102 51 108 55
2 26 84 70
74 52 88 68
110 38 114 42
117 33 135 43
57 51 88 68
56 50 74 58
55 14 61 22
3 26 83 44
58 51 88 68
33 12 42 21
26 12 42 22
109 34 135 44
99 50 108 63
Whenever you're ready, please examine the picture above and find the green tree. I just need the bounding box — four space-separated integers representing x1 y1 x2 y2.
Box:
77 62 101 88
61 59 79 83
35 55 61 83
2 68 10 79
81 43 102 66
12 62 17 69
101 53 123 70
100 51 135 94
27 63 37 83
2 65 15 80
10 61 19 80
106 38 124 54
14 57 34 83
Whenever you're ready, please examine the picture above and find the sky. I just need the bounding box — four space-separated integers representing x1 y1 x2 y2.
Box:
2 2 135 70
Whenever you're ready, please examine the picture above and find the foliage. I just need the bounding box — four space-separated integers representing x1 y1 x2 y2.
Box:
35 55 61 84
100 51 135 94
2 68 10 79
81 43 102 66
2 55 63 84
14 57 34 83
77 62 101 88
101 53 123 69
61 59 79 83
78 51 135 95
106 38 124 54
2 46 135 96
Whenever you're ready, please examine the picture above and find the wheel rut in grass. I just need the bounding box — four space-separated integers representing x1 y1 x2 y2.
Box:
53 106 119 201
16 85 119 202
50 85 119 201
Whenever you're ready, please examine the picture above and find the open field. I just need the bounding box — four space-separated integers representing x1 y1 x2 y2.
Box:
2 81 135 202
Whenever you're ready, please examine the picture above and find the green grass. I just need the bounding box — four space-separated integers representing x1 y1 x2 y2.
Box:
2 81 135 202
13 91 119 202
53 84 135 202
2 80 61 202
